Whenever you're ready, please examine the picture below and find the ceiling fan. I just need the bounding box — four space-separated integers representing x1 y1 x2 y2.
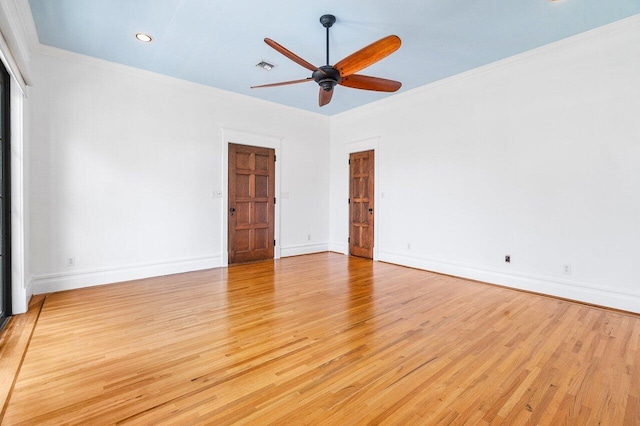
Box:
251 14 402 107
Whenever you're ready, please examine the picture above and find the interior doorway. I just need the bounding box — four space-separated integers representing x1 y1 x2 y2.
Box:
0 60 12 330
349 150 374 259
228 143 275 264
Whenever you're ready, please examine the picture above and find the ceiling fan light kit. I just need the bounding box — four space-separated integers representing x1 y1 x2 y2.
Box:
251 14 402 107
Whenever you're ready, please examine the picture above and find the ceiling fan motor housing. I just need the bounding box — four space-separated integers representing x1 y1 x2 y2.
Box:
313 65 341 91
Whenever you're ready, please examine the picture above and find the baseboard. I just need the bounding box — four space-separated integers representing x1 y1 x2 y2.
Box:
378 251 640 314
280 243 329 258
25 273 34 303
32 254 223 294
328 242 348 255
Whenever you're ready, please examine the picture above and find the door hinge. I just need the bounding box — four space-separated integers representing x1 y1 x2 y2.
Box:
348 237 350 243
274 239 276 246
274 155 276 162
348 159 351 164
348 198 350 204
274 197 276 204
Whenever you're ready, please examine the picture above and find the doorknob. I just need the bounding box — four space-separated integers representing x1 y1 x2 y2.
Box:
368 208 373 213
230 207 235 216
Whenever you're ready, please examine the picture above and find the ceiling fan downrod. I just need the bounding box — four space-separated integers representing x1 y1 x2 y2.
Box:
320 14 336 66
315 14 339 92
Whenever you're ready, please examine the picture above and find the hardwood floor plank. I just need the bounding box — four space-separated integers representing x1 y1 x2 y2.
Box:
0 295 45 418
1 253 638 425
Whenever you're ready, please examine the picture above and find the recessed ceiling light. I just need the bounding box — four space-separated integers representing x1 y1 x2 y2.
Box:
135 33 153 43
256 60 275 71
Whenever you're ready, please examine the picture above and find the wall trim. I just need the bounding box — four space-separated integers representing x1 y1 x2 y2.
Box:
9 78 28 314
32 42 328 120
334 14 640 120
280 243 329 258
25 274 34 300
0 0 35 88
0 11 27 95
378 250 640 314
32 254 222 295
329 242 348 255
8 0 640 120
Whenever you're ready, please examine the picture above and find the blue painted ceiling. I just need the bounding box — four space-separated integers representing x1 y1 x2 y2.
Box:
28 0 640 115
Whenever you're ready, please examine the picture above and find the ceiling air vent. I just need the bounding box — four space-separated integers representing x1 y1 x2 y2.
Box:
256 60 275 71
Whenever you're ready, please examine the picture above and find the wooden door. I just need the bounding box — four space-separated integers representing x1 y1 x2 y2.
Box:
228 143 275 264
349 150 374 259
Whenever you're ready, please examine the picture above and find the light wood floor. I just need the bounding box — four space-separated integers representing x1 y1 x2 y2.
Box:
1 253 639 425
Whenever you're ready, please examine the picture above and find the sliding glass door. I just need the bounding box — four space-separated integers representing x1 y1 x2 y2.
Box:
0 61 11 331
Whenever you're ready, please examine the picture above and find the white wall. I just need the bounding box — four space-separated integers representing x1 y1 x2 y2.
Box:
330 17 640 313
28 49 330 293
6 0 639 313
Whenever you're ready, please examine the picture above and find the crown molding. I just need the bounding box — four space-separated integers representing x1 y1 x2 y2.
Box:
6 0 639 119
334 13 640 120
36 41 330 121
0 0 38 86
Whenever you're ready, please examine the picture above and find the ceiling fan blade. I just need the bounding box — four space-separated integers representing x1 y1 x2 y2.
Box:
339 74 402 92
264 38 320 73
251 78 313 89
319 87 334 107
335 35 401 77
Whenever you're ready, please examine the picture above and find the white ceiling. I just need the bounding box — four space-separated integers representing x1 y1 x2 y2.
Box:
27 0 640 115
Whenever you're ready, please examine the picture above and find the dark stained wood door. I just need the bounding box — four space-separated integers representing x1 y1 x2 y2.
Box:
228 143 275 264
349 150 374 259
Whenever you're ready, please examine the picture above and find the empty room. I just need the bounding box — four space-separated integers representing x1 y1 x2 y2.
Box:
0 0 639 424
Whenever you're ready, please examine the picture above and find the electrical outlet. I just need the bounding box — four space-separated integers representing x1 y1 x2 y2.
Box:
67 257 75 267
563 264 572 275
211 190 223 198
407 243 411 250
307 234 311 241
505 255 511 263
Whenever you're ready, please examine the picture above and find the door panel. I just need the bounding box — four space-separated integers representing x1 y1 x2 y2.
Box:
349 150 374 259
228 143 275 264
